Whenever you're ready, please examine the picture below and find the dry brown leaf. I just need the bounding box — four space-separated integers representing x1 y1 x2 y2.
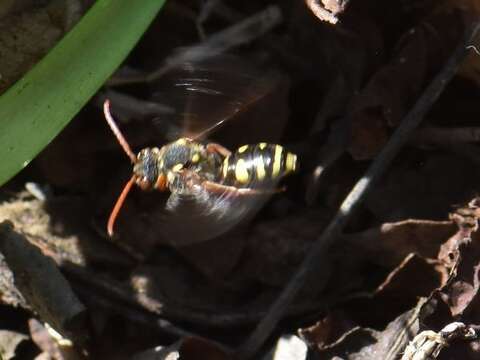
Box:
348 10 464 159
435 203 480 316
299 311 358 350
331 254 440 328
343 220 455 268
300 298 429 360
365 152 480 224
374 254 440 305
241 210 328 286
175 231 247 280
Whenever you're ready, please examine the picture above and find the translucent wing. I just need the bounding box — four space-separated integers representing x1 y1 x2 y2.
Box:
155 182 273 246
149 55 286 144
143 56 292 245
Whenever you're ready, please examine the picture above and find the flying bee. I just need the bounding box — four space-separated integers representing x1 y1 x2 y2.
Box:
103 100 298 237
102 56 297 243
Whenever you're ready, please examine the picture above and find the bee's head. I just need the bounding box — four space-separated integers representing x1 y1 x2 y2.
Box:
133 147 167 191
103 100 171 237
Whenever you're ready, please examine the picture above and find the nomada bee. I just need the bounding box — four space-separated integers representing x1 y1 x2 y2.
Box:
102 57 298 241
103 100 298 237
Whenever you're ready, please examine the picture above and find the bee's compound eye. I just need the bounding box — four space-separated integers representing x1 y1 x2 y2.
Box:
137 177 152 190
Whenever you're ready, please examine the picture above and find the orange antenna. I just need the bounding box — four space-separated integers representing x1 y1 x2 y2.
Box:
192 117 229 140
190 83 271 140
188 72 279 140
107 176 136 236
103 100 137 163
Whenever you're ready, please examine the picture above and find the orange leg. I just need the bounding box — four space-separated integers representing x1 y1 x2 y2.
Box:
201 180 285 197
206 143 232 157
174 169 284 198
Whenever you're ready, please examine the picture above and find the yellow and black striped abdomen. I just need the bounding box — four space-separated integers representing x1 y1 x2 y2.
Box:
220 143 297 187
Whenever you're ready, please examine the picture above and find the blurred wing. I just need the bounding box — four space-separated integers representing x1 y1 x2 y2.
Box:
156 185 271 246
153 159 287 246
149 55 283 142
144 55 290 245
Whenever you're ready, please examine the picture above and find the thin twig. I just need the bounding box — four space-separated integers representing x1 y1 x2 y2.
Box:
305 115 350 204
108 5 282 86
147 5 282 82
203 1 314 73
63 263 327 328
74 284 197 339
238 20 480 359
412 126 480 144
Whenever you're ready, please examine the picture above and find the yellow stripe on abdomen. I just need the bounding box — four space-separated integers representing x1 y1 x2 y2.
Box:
271 145 283 178
238 145 249 153
285 152 297 173
235 159 250 184
255 156 266 181
222 157 229 179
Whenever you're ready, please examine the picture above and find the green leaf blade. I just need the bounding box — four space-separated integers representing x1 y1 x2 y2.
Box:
0 0 166 186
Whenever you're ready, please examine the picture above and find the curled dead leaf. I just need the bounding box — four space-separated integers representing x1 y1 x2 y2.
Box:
343 219 456 268
348 11 464 159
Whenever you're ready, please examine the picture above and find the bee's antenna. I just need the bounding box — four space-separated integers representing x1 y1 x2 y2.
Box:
192 118 228 140
107 176 136 236
103 100 137 163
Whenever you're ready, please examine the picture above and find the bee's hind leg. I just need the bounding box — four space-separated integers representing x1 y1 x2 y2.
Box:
177 169 285 197
201 181 285 197
206 143 232 157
